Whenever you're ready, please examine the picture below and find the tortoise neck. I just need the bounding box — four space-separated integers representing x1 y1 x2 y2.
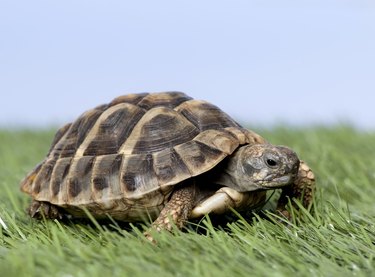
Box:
202 147 246 191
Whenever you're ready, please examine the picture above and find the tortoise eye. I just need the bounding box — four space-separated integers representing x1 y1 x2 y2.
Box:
266 159 278 167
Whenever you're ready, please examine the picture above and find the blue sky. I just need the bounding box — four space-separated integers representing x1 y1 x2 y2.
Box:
1 0 374 129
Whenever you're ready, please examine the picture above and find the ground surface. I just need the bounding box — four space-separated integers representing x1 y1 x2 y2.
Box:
0 126 374 276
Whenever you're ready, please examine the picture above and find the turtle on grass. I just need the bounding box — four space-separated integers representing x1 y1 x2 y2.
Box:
20 92 315 236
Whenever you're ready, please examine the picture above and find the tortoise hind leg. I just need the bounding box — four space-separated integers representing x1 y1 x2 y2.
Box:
276 160 316 219
28 200 64 220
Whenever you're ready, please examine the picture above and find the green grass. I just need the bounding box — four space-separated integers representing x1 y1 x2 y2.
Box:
0 126 374 276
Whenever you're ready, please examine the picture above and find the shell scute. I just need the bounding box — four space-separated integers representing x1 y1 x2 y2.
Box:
64 156 96 203
152 148 191 187
119 107 199 155
78 103 145 157
174 140 226 176
58 108 105 158
193 129 239 155
109 93 149 106
68 177 82 198
49 157 72 199
176 100 240 131
47 123 71 156
89 154 123 207
137 91 192 110
32 159 56 198
120 153 159 199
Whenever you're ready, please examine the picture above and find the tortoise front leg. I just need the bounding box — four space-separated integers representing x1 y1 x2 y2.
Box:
276 160 316 219
145 180 196 241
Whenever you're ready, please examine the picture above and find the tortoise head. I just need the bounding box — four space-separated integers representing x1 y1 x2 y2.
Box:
224 144 300 192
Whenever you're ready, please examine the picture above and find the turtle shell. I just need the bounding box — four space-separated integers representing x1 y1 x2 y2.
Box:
20 92 265 220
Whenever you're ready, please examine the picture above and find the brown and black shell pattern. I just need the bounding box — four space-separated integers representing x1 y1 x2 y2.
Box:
21 92 265 221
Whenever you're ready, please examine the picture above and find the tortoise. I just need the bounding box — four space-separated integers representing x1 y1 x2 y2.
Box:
20 92 315 235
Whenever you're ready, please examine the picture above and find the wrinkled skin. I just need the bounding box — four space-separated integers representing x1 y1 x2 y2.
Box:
145 144 315 241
